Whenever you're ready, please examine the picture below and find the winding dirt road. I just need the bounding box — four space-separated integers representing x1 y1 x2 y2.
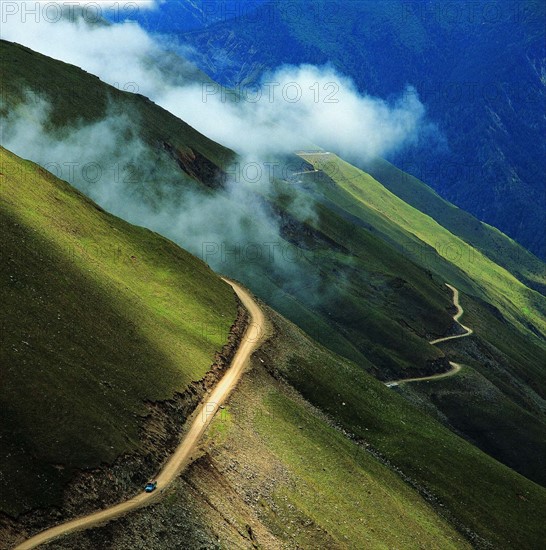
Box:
15 279 265 550
385 284 472 388
429 284 473 345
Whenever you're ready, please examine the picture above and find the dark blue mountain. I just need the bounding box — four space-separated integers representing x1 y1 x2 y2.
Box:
108 0 269 33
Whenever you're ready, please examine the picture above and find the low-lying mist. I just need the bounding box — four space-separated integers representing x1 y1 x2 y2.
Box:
1 93 324 302
0 3 442 336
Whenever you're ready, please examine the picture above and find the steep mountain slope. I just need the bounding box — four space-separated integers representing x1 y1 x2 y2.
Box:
0 146 238 517
291 152 546 484
361 156 546 295
2 39 545 491
35 303 546 550
0 148 477 550
177 0 546 258
296 152 546 342
2 31 546 550
0 40 234 186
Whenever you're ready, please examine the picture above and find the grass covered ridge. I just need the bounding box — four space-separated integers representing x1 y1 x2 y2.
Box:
45 321 471 549
0 40 234 181
259 305 546 549
363 157 546 295
0 147 237 515
299 152 546 342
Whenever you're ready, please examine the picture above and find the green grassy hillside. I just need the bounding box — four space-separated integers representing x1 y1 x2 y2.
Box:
286 153 546 484
0 147 237 516
2 38 545 499
259 306 546 549
398 363 546 487
45 300 546 549
363 157 546 295
0 40 234 183
298 152 546 342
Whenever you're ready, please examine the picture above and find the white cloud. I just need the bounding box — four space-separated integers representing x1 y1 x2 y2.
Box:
14 1 160 9
165 65 426 160
0 5 433 163
0 93 295 280
0 7 443 303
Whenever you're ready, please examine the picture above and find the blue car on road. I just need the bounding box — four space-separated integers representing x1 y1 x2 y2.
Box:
145 481 157 493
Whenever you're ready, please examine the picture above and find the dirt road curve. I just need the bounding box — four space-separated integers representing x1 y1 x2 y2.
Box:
385 362 463 388
15 279 265 550
385 284 472 388
429 284 473 345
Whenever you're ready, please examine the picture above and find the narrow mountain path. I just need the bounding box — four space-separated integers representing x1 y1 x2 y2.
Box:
385 363 463 388
15 279 265 550
429 284 473 344
385 284 472 388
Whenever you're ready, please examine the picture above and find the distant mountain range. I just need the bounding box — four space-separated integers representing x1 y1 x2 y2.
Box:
141 0 546 258
116 0 270 33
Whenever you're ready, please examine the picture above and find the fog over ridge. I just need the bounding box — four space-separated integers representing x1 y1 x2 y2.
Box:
1 5 441 294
